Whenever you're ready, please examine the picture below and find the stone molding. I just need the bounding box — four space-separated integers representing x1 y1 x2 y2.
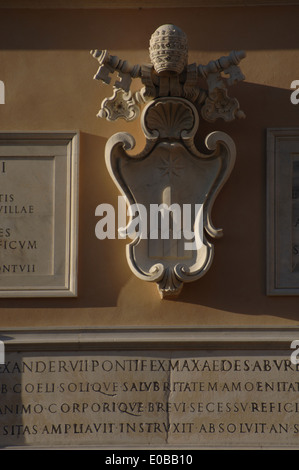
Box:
0 0 298 7
1 326 298 350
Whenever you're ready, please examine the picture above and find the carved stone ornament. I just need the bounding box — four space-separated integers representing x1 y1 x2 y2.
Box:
98 88 140 122
91 25 245 297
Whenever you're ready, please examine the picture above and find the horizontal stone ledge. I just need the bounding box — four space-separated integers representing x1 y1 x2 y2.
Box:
0 0 299 8
2 445 295 451
0 326 298 351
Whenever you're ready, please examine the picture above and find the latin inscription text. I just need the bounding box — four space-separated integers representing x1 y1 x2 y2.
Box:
0 353 298 446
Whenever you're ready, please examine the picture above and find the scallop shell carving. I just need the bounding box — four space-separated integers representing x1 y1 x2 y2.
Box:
145 100 195 138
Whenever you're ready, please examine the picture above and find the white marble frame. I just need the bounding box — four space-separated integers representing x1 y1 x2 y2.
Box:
267 128 299 295
0 131 79 297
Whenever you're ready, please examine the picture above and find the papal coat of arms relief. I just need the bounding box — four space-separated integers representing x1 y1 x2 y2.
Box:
91 24 246 298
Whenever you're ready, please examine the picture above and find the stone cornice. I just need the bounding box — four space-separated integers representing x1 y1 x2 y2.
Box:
0 0 298 7
1 326 298 350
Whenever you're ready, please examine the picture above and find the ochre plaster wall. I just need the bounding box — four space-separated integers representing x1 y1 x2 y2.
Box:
0 6 298 327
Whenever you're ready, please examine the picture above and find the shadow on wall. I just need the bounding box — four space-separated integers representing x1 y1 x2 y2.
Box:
0 82 299 322
0 6 298 53
177 81 299 319
99 81 299 321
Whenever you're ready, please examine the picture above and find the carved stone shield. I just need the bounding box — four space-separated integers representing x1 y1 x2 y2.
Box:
105 97 235 297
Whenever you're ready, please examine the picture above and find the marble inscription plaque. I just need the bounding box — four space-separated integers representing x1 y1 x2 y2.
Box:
267 128 299 294
1 349 299 448
0 132 79 297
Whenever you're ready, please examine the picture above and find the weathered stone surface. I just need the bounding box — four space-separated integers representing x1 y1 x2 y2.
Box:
1 347 299 448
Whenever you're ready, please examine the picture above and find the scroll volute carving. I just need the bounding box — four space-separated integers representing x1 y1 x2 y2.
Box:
92 24 245 298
